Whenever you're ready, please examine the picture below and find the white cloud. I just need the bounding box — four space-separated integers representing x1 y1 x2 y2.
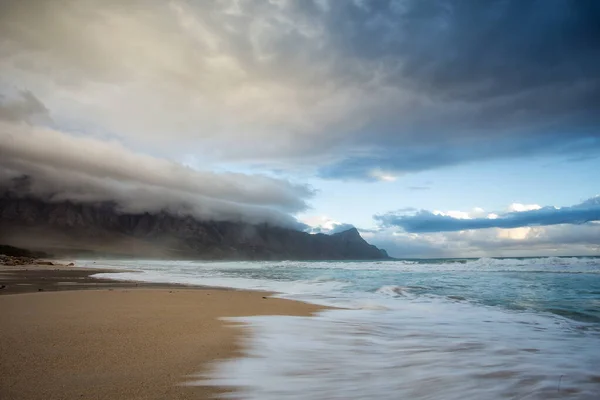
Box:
431 207 509 221
431 207 501 220
301 215 341 231
508 203 542 212
369 169 398 182
300 215 354 234
433 210 472 219
497 227 532 240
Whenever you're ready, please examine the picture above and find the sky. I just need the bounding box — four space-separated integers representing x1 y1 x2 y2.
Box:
0 0 599 257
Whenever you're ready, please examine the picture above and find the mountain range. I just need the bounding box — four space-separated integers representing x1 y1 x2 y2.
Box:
0 194 389 260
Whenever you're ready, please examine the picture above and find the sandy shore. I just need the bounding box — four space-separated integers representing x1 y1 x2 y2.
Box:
0 265 325 400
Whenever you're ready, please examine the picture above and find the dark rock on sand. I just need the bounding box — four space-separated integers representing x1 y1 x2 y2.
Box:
37 261 53 266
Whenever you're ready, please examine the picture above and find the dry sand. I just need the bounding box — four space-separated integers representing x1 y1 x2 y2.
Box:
0 266 325 400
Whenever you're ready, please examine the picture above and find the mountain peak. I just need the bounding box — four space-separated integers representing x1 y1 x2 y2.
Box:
332 227 363 240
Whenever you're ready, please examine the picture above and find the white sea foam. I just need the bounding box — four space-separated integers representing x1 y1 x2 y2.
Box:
197 304 600 400
375 285 416 297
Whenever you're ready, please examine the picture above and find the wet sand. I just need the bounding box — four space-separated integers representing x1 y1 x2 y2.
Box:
0 264 206 295
0 265 325 400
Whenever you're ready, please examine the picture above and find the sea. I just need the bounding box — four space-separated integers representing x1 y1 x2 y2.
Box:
82 257 600 400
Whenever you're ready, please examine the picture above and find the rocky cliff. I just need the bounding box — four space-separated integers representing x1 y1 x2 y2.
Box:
0 195 389 260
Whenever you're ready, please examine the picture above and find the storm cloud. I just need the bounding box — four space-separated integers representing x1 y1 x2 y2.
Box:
0 0 598 180
375 196 600 233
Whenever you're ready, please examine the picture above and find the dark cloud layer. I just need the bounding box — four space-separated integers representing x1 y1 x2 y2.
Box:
315 0 600 179
1 0 598 180
327 0 600 99
375 196 600 233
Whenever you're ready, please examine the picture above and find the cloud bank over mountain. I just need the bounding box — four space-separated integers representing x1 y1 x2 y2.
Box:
0 95 312 227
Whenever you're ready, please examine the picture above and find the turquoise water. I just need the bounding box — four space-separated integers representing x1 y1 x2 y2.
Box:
217 258 600 324
86 257 600 399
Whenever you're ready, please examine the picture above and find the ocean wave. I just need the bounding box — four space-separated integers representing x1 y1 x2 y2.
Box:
81 256 600 275
375 285 415 297
402 256 600 274
256 256 600 273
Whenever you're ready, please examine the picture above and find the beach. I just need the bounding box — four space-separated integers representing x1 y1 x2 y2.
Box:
0 265 324 400
70 258 600 400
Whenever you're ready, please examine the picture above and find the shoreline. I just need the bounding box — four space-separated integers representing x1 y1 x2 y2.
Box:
0 264 327 400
